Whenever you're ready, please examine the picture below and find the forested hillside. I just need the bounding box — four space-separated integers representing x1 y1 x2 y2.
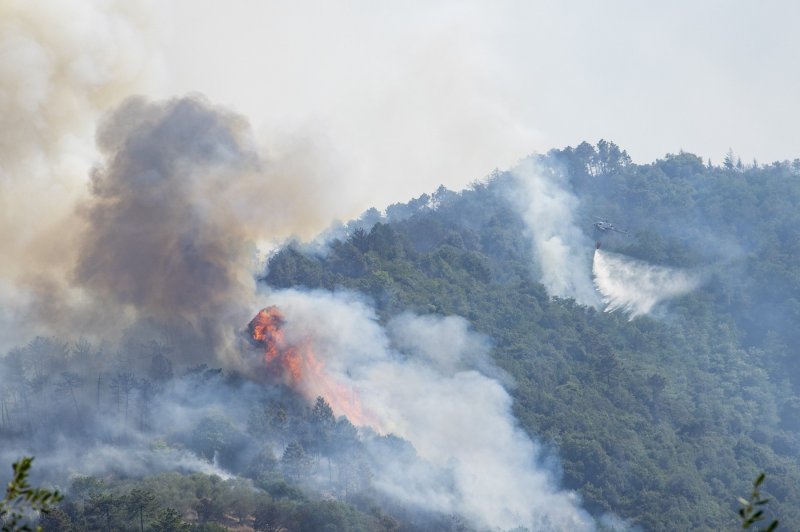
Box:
264 142 800 530
4 141 800 531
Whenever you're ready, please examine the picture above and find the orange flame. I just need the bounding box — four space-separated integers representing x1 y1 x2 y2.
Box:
248 307 374 427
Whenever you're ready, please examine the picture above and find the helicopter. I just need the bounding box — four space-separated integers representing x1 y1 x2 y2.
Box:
593 217 629 234
593 217 628 249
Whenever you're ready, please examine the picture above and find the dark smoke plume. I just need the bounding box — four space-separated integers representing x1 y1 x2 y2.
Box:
69 95 346 365
76 96 259 361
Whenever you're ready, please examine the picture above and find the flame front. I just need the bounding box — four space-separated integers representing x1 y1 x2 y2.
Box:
248 307 373 427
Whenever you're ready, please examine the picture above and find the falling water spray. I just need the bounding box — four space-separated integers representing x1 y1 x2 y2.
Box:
592 249 701 318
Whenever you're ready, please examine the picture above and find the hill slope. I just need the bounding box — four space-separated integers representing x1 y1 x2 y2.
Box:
263 142 800 530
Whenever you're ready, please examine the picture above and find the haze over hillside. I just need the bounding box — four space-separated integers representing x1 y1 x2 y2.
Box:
2 2 799 531
2 118 800 529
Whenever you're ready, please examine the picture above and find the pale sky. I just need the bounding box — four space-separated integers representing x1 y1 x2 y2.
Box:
152 0 800 210
3 0 797 227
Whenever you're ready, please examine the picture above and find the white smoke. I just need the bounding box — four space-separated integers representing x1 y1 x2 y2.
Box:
509 157 599 305
510 158 702 319
0 443 233 488
265 288 594 531
592 249 702 318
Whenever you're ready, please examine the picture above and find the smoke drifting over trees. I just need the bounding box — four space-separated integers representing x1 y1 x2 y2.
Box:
509 157 599 306
3 3 800 531
261 143 800 529
264 289 593 530
5 115 800 529
0 92 599 529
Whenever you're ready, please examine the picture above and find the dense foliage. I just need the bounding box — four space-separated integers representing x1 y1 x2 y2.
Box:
0 338 466 532
264 142 800 530
39 468 401 532
4 140 800 530
0 343 463 531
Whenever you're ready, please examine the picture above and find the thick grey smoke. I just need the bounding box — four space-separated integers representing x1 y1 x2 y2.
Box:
0 93 355 362
593 249 702 318
264 288 595 531
509 157 599 305
76 96 261 361
0 3 357 354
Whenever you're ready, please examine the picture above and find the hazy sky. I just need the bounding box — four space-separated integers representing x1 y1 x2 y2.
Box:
2 0 798 226
153 0 800 209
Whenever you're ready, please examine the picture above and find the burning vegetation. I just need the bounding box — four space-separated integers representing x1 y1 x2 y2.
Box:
248 306 371 427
